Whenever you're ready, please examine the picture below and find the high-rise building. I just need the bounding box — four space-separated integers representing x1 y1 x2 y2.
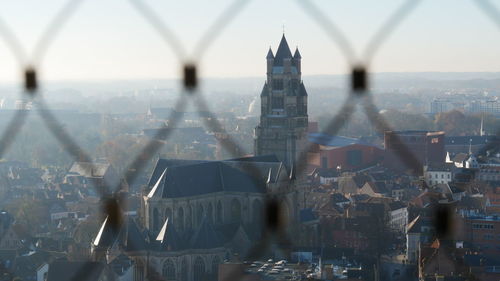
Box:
254 34 308 170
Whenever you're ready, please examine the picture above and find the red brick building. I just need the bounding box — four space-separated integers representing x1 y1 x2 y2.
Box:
307 133 383 172
461 214 500 254
383 130 445 173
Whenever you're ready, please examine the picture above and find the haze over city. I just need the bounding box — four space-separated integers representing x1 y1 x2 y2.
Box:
0 1 500 281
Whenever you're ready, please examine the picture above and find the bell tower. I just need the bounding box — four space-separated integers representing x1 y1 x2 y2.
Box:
254 34 308 170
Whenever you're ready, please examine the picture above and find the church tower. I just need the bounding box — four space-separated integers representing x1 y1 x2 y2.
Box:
254 34 308 170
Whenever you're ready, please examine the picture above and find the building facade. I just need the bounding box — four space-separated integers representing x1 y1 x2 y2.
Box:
254 35 308 170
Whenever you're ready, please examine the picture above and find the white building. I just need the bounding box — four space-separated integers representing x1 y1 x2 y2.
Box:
423 164 453 186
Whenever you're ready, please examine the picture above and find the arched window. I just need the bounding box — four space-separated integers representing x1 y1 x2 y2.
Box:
186 205 192 230
193 257 205 281
207 203 213 224
230 199 241 222
165 208 172 221
153 208 160 231
280 200 290 225
181 258 188 281
162 259 176 280
211 256 221 279
177 207 184 231
216 201 223 224
252 199 263 225
134 260 145 281
197 204 204 225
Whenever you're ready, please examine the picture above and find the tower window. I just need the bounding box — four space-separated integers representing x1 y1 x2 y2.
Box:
272 97 284 109
272 79 284 90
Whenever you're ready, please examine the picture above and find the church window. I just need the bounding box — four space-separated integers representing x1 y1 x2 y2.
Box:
252 199 263 225
211 256 221 280
193 257 206 281
230 199 242 222
197 204 204 225
164 208 172 221
207 203 213 224
186 205 192 229
291 79 299 91
162 259 176 280
271 97 284 109
153 208 160 232
134 260 145 281
272 79 284 90
181 258 188 280
216 201 223 224
177 207 184 231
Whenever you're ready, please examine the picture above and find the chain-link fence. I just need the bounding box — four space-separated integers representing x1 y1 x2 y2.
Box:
0 0 500 280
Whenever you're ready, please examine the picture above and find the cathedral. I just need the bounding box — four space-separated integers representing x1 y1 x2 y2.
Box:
254 34 309 170
90 34 307 281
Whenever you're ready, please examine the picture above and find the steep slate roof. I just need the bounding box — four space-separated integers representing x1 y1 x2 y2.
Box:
299 82 308 96
148 161 266 199
147 159 207 186
155 218 182 251
190 217 223 249
260 82 269 97
452 153 469 163
147 155 284 198
266 48 274 59
93 217 116 249
293 47 302 59
273 34 293 66
113 217 147 251
93 216 146 252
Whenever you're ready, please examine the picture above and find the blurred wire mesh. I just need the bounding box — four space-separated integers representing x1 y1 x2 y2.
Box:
0 0 498 281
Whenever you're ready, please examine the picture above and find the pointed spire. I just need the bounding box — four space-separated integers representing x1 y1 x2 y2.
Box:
293 47 301 59
156 217 181 251
266 47 274 59
147 168 167 198
289 164 296 181
266 168 273 184
274 34 293 66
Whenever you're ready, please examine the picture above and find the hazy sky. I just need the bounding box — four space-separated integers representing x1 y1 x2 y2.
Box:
1 0 500 82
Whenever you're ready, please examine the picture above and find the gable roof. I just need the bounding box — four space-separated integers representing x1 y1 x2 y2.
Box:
190 217 223 249
155 218 182 251
148 161 267 199
147 156 285 199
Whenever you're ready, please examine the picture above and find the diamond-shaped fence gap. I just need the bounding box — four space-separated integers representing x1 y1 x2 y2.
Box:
120 91 189 192
33 97 116 197
470 0 500 158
